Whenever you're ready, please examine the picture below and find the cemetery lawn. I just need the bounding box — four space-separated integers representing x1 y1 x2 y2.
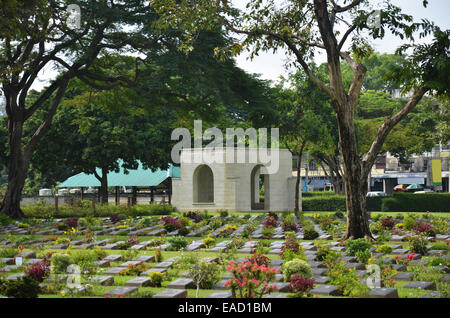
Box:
0 212 448 299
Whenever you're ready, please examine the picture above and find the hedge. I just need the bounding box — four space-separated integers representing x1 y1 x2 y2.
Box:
302 193 450 212
21 203 174 219
380 193 450 212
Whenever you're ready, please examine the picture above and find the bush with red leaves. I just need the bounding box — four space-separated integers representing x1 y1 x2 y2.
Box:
160 216 183 232
263 216 277 229
380 217 395 229
26 260 50 282
64 217 78 229
413 222 434 236
289 275 315 297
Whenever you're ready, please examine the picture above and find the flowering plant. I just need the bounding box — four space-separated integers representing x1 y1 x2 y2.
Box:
381 267 397 288
218 225 237 237
119 262 151 276
225 260 280 298
395 253 415 265
82 230 95 243
155 249 163 262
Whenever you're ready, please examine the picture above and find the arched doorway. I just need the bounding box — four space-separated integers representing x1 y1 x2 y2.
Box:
193 165 214 203
251 165 269 210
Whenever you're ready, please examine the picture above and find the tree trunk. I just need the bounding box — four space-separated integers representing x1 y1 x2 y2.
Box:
295 154 301 212
94 167 108 205
335 110 373 240
0 119 29 219
294 142 306 212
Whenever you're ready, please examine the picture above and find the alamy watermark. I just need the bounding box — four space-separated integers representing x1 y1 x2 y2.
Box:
171 120 280 173
367 10 381 29
66 4 81 29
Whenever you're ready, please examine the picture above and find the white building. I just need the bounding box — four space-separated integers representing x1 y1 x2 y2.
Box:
171 148 298 212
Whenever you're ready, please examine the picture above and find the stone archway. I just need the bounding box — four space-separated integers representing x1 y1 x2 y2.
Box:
250 165 269 210
193 165 214 203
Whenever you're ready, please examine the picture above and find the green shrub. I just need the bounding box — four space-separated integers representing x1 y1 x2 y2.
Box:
167 236 188 251
228 237 245 250
202 235 216 248
302 196 346 211
303 227 319 240
408 236 429 255
345 238 371 256
403 214 416 231
0 248 18 258
355 249 371 264
22 203 174 219
369 221 384 234
375 244 393 254
50 254 73 274
148 271 166 287
334 210 345 219
0 214 11 226
0 275 41 298
189 260 222 290
315 245 331 262
282 259 313 282
381 193 450 212
302 192 450 212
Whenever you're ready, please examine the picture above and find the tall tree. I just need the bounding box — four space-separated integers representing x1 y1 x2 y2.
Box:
0 0 159 218
33 83 177 203
153 0 450 239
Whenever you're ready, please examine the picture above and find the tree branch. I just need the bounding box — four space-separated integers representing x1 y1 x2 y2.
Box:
362 87 429 175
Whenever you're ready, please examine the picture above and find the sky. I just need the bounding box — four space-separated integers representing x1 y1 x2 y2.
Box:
22 0 450 92
234 0 450 83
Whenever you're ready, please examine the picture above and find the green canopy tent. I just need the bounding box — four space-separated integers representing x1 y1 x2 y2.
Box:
406 184 424 191
57 161 180 204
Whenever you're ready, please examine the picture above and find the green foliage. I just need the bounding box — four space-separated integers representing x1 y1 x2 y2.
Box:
408 236 429 255
315 244 332 262
302 196 346 212
228 237 245 250
167 236 188 251
375 244 393 254
431 242 449 251
147 271 166 287
381 193 450 212
0 248 17 258
189 260 222 291
303 193 450 212
50 254 72 274
403 214 417 231
202 235 216 248
355 249 371 264
0 214 12 226
0 275 41 298
22 204 174 219
282 259 313 282
345 239 371 257
303 228 319 240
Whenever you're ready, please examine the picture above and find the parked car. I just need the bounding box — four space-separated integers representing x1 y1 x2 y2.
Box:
393 184 409 192
366 191 388 197
414 189 434 194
